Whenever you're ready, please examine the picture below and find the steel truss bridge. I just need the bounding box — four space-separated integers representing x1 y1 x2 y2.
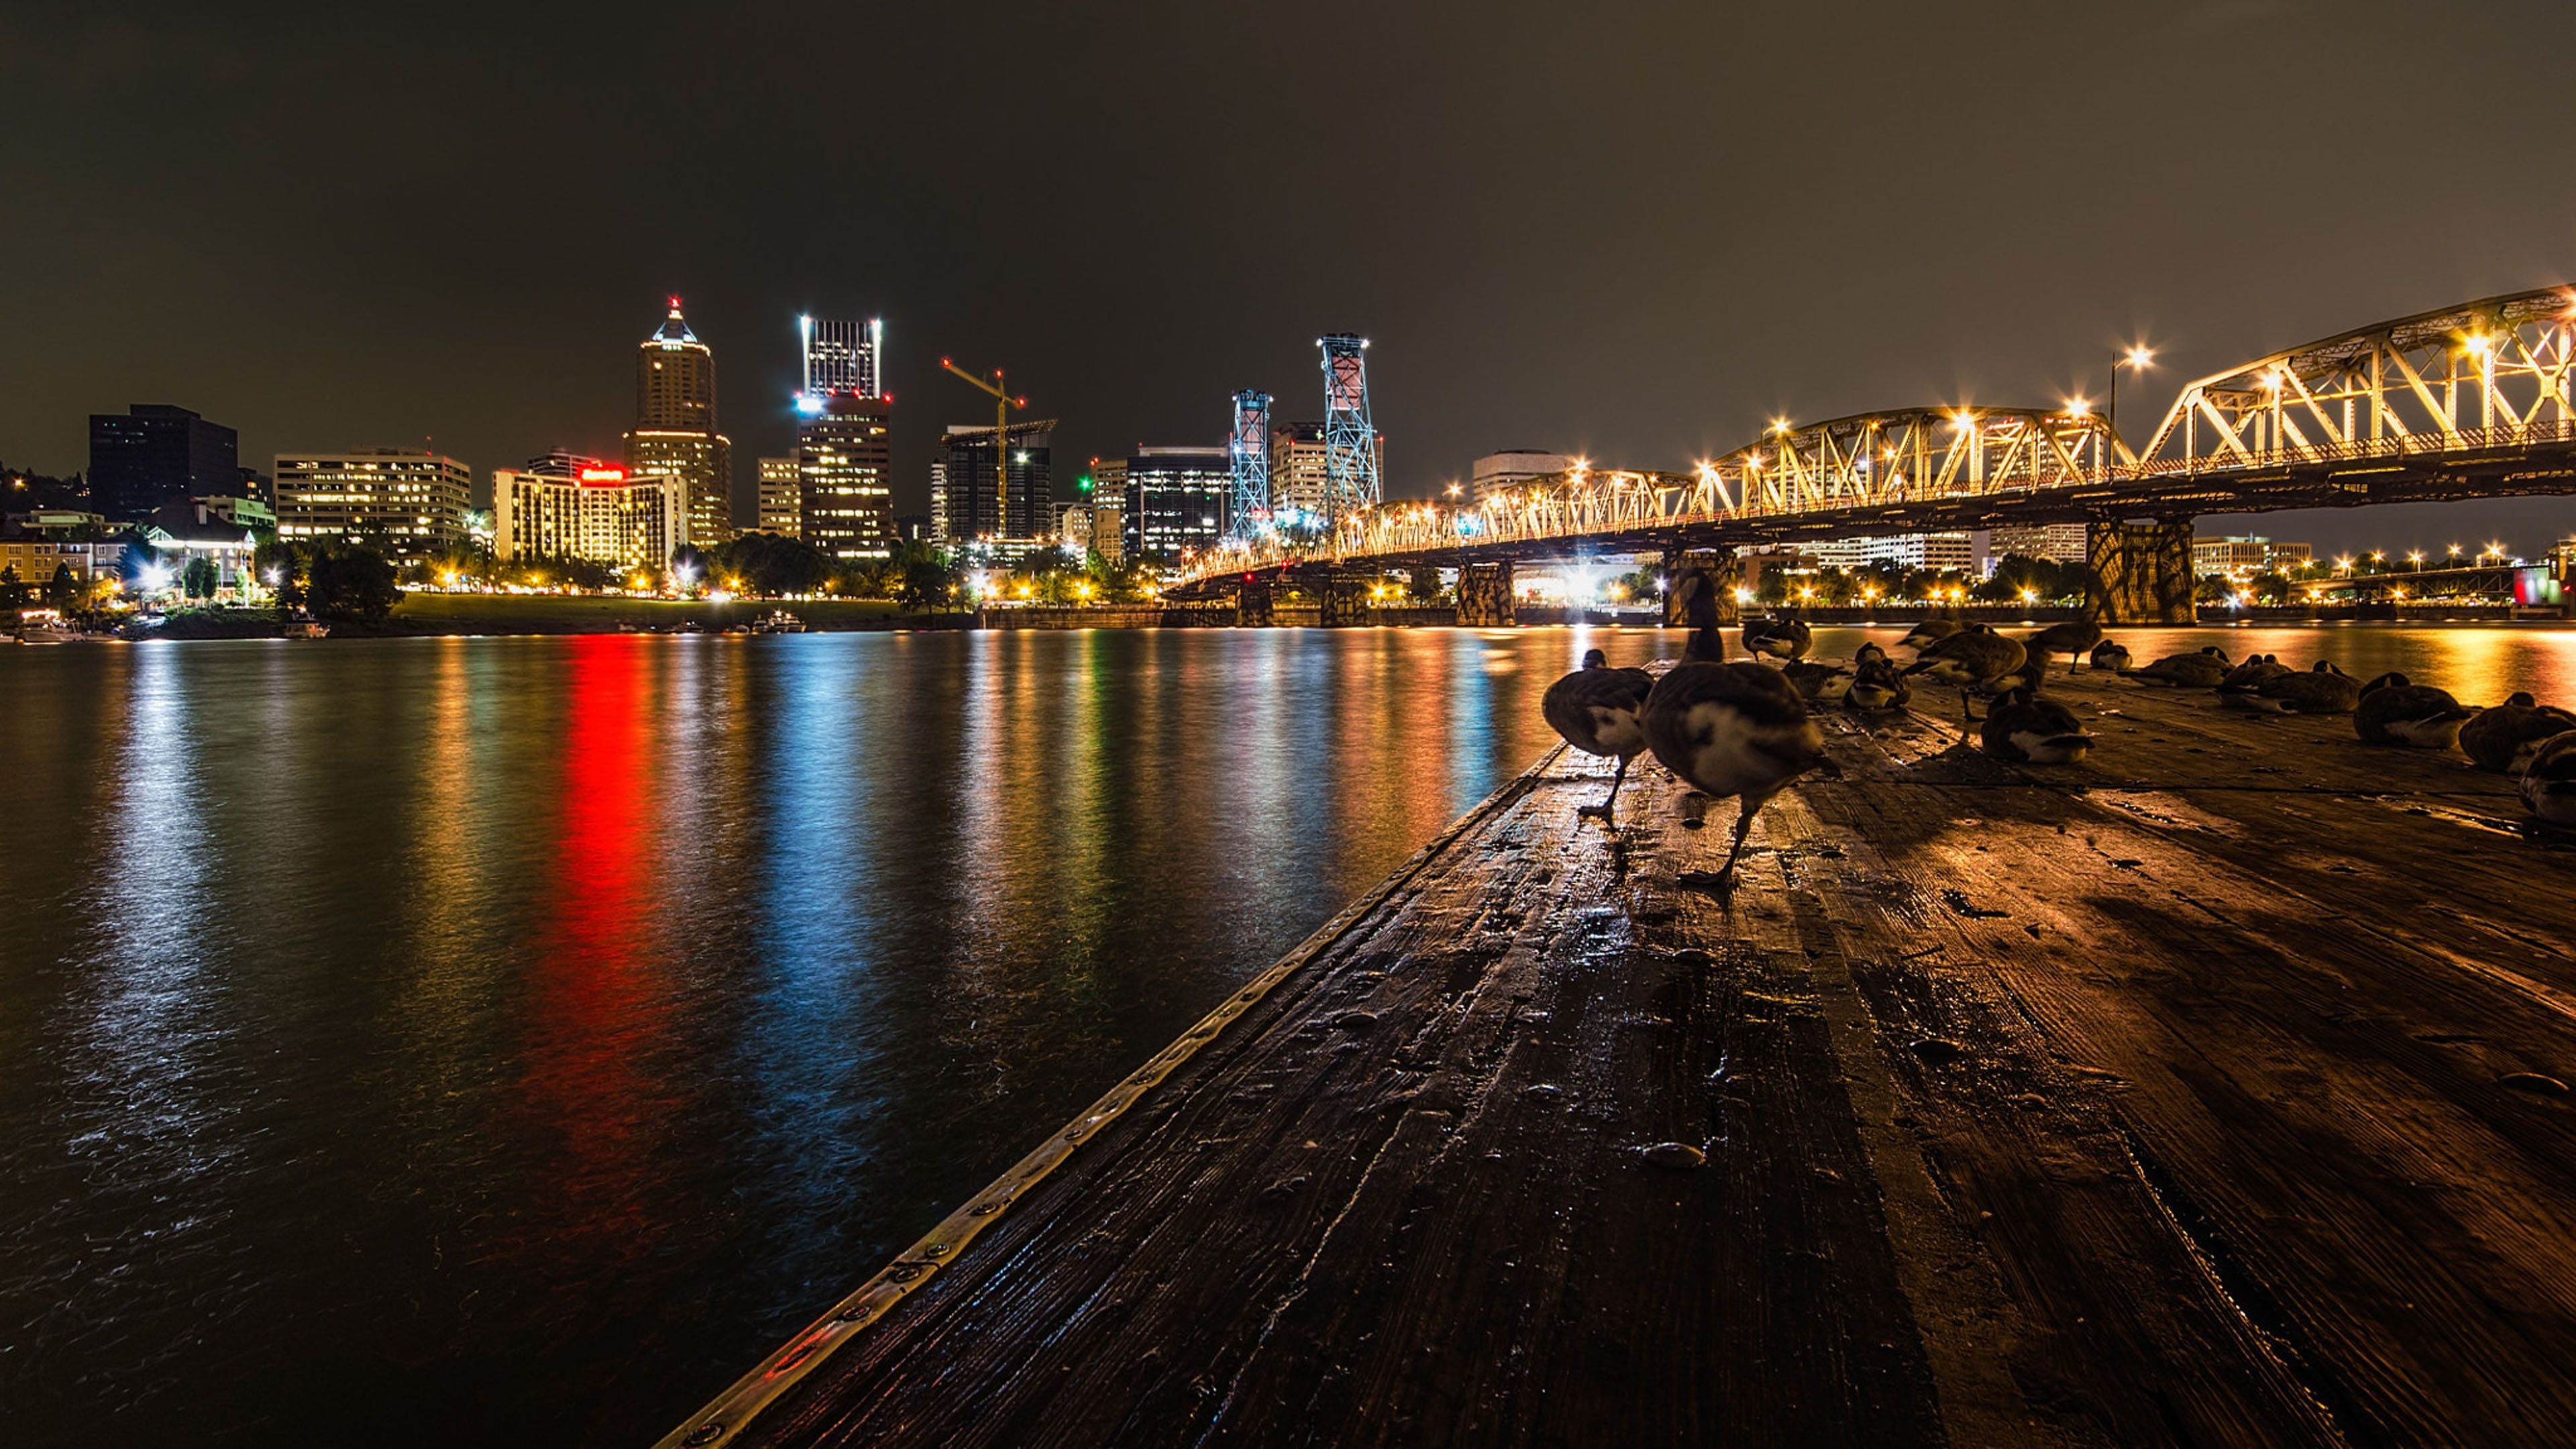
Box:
1173 287 2576 594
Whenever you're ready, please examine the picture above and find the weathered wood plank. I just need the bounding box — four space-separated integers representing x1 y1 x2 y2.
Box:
678 663 2576 1449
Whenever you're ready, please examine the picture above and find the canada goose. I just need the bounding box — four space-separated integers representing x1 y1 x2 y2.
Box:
1780 659 1853 702
1979 687 2096 764
2520 731 2576 824
2459 692 2576 773
1900 619 1963 651
2090 639 2132 673
1544 649 1657 818
2226 661 2361 714
2354 672 2474 749
1741 613 1813 661
2024 619 2105 675
1641 661 1839 889
1669 568 1727 663
2217 654 2293 692
1898 628 2029 691
1845 657 1913 712
1854 640 1891 669
2125 647 2231 688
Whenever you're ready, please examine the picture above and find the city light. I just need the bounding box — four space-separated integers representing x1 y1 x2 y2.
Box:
2125 345 2155 369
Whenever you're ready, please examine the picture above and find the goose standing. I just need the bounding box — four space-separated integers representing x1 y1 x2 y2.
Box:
1900 618 1962 651
1742 612 1813 661
1642 661 1839 889
2353 672 2474 749
1898 626 2029 692
2090 639 2132 673
2520 731 2576 824
1978 687 2096 764
2459 692 2576 773
2024 619 2105 676
1543 648 1657 818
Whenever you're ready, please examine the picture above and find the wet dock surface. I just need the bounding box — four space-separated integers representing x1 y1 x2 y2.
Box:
673 667 2576 1448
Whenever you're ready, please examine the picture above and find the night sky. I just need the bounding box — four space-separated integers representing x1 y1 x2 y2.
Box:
8 1 2576 556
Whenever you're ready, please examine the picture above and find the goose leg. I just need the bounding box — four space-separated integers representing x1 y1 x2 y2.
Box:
1715 796 1760 885
1580 754 1630 820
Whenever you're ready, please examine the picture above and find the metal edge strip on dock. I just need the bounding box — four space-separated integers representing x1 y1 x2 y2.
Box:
655 750 1562 1449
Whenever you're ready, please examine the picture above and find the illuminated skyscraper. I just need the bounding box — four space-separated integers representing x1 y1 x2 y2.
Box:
800 396 894 561
795 316 892 558
756 456 801 537
624 298 735 548
800 316 882 399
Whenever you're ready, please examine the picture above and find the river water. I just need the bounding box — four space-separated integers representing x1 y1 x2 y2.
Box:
5 622 2575 1446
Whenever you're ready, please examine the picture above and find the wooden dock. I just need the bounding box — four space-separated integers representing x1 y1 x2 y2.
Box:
663 667 2576 1448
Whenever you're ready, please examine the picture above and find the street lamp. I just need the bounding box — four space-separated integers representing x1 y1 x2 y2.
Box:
2109 345 2154 470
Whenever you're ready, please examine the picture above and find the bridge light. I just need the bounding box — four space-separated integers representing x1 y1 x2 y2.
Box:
2124 346 2155 370
2064 396 2091 416
1769 418 1790 435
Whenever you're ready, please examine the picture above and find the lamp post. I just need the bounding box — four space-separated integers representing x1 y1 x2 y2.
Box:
2108 345 2153 478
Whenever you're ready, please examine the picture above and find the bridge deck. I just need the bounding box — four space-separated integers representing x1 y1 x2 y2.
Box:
682 669 2576 1449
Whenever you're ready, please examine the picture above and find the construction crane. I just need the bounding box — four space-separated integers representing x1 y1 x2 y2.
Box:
941 357 1028 541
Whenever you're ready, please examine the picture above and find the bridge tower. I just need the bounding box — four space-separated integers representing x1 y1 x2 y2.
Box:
1228 389 1271 541
1318 334 1379 522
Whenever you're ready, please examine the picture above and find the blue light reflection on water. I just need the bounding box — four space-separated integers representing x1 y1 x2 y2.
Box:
7 621 2569 1445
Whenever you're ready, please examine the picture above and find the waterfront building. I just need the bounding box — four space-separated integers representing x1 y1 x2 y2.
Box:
799 394 895 561
0 535 117 590
2192 535 2314 578
941 424 1053 548
756 456 800 537
134 523 258 593
1471 450 1571 502
150 495 274 535
273 449 472 559
492 451 685 570
25 510 107 537
624 299 735 548
1809 533 1973 574
89 405 239 523
1124 445 1230 562
1052 502 1095 554
1269 421 1328 523
1985 522 2087 568
928 460 950 545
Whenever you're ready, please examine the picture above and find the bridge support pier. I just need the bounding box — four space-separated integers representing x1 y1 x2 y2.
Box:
1236 577 1275 627
1660 547 1741 627
2086 521 2196 625
1320 571 1373 627
1456 561 1517 627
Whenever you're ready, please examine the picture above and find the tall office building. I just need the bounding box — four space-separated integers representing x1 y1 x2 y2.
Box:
756 456 801 537
89 405 239 523
1986 522 2088 569
1124 445 1230 562
799 394 894 561
1084 457 1126 564
623 298 734 548
940 423 1053 547
1809 533 1974 574
795 316 892 559
1471 450 1571 501
492 450 686 569
273 449 473 558
800 315 882 398
1269 421 1328 524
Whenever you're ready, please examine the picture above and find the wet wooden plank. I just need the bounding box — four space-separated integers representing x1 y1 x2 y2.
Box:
674 665 2576 1449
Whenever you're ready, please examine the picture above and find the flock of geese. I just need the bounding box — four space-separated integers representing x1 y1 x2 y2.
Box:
1542 574 2576 888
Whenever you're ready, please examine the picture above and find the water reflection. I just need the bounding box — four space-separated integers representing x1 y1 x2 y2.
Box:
7 623 2569 1447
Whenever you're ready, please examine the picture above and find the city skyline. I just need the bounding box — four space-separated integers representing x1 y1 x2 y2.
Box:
8 3 2576 557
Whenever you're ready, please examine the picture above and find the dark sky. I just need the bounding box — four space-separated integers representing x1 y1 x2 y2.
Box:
8 1 2576 556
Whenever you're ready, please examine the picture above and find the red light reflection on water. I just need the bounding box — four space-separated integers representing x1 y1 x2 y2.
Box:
507 637 671 1265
